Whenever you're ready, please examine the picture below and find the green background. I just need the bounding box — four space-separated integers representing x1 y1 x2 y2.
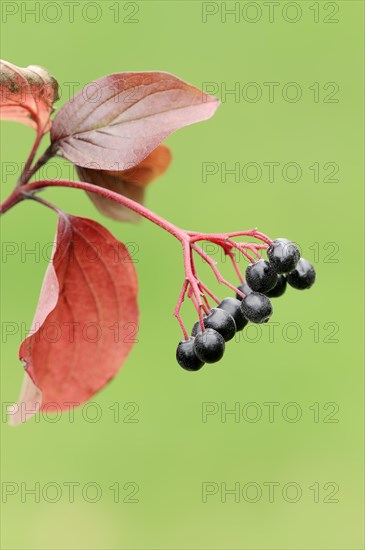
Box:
1 1 364 548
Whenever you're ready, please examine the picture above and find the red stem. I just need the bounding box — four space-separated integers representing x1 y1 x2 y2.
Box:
173 280 189 340
226 249 244 283
22 179 188 242
0 188 25 214
17 130 44 186
191 243 242 297
199 282 220 305
188 230 273 245
19 145 55 186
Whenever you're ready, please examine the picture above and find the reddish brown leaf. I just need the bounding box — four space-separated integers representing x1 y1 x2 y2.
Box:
119 144 172 188
76 144 172 222
12 214 138 424
51 71 219 170
0 59 59 133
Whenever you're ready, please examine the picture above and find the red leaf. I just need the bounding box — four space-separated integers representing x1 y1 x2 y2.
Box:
51 71 219 170
0 60 59 133
12 214 138 424
76 144 172 222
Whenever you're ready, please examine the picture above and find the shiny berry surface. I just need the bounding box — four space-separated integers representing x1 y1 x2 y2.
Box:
287 258 316 290
217 297 248 331
194 329 225 363
236 282 252 300
176 337 204 371
265 274 287 298
192 308 236 341
240 292 273 323
246 259 277 293
267 238 300 273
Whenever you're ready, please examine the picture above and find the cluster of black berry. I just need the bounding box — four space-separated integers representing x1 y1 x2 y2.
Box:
176 238 316 371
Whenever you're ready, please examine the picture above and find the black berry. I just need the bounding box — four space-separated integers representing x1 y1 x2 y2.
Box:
264 274 287 298
236 282 252 300
194 328 225 363
240 292 273 323
245 259 277 293
287 258 316 290
191 320 202 337
192 308 236 341
267 238 300 273
217 297 248 331
176 337 204 371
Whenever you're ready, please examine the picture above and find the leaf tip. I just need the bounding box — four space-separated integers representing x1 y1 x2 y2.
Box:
8 372 42 426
